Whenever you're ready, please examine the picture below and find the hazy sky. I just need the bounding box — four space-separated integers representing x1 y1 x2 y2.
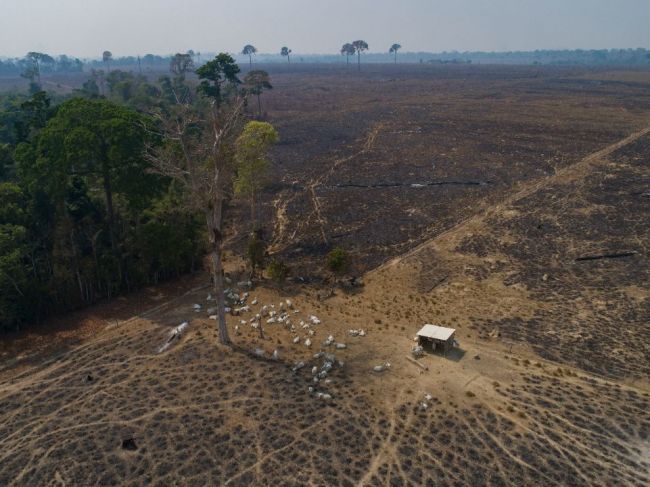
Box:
1 0 649 58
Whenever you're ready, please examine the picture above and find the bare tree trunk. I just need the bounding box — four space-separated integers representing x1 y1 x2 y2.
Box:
206 201 231 346
257 93 262 118
358 52 361 71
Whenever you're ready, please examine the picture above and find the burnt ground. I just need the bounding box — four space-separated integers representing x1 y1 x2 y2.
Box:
246 64 650 272
1 65 649 486
0 312 647 486
451 133 650 379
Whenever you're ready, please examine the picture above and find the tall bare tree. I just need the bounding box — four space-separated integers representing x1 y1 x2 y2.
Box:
170 53 195 76
145 71 244 346
351 40 368 70
25 52 55 86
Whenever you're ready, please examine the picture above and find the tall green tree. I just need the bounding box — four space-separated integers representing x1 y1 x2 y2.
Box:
234 121 278 227
102 50 113 71
281 46 292 64
389 43 402 64
341 43 356 65
242 44 257 68
243 70 272 117
352 40 369 70
146 69 247 346
195 53 241 106
25 99 157 250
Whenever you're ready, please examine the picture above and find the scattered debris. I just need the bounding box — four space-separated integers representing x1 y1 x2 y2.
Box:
254 348 265 357
575 251 637 262
157 322 189 353
411 345 425 358
121 438 138 451
304 338 312 347
317 289 334 301
406 356 428 371
335 343 347 350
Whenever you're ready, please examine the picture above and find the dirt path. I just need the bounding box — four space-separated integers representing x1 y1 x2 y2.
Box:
372 126 650 273
270 122 385 251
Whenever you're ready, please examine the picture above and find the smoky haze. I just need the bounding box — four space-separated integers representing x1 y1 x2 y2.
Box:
1 0 649 58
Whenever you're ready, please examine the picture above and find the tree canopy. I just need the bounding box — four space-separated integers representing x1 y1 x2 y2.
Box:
195 53 241 104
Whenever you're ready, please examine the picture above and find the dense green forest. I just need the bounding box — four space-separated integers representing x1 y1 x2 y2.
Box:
0 56 268 332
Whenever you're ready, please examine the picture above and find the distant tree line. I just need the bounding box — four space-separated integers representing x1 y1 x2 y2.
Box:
0 53 84 77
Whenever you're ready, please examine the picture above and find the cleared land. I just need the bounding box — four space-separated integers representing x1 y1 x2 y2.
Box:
1 65 649 486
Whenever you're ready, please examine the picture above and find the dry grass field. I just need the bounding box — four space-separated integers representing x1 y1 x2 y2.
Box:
1 64 649 486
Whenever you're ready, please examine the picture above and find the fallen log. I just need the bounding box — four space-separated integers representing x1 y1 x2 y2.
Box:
406 356 429 371
575 251 638 262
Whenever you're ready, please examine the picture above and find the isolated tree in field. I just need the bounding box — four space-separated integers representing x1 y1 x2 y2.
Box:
242 44 257 67
102 51 113 71
389 43 402 64
243 70 272 117
170 53 194 76
352 40 369 70
281 47 292 64
327 247 349 274
145 60 246 345
234 121 278 228
341 43 356 65
24 52 55 86
195 53 241 106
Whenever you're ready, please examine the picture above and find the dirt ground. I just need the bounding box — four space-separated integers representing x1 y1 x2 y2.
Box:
1 65 649 486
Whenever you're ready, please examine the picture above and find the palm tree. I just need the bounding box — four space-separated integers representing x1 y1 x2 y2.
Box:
242 45 257 68
389 43 402 64
102 50 112 71
341 43 356 66
351 40 368 71
281 46 292 64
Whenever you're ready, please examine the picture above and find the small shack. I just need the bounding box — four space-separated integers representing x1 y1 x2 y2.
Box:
416 324 456 355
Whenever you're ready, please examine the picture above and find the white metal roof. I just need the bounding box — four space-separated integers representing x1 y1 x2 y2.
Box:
417 324 456 341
